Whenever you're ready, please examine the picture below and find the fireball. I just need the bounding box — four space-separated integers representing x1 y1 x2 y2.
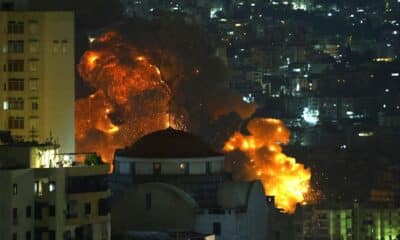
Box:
224 118 311 213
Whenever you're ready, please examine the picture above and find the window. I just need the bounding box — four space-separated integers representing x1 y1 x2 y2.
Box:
153 162 161 175
13 208 18 225
28 40 38 53
7 59 24 72
213 222 221 236
130 162 136 175
26 206 31 218
180 162 189 175
8 97 24 110
61 40 68 54
31 102 38 110
206 162 212 174
29 79 38 91
8 40 24 53
98 198 109 216
84 203 91 215
49 205 55 217
13 183 17 195
146 193 152 210
26 231 31 240
8 116 24 129
49 181 56 192
29 59 38 72
48 231 55 240
12 233 17 240
8 21 24 34
2 2 14 10
66 200 78 219
28 21 38 34
8 79 24 91
34 202 43 220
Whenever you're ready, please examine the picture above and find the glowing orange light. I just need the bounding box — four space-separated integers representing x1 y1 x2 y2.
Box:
224 118 311 213
76 31 187 171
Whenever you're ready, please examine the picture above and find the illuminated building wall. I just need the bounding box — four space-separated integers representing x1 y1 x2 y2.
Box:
0 143 111 240
0 11 75 153
295 205 400 240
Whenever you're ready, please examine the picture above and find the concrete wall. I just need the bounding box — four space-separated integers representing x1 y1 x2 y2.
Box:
0 169 34 240
112 182 198 234
195 181 268 240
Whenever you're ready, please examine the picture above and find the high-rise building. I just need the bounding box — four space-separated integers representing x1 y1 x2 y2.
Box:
0 11 75 152
0 139 111 240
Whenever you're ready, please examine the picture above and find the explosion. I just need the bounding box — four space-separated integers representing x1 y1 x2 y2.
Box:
76 25 312 211
224 118 311 213
76 31 179 165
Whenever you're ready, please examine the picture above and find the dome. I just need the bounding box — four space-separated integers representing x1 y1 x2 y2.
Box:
116 127 222 158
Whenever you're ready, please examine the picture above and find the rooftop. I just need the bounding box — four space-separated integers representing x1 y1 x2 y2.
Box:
116 127 222 158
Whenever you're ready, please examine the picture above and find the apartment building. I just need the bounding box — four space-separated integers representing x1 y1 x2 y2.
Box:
0 11 75 152
0 141 110 240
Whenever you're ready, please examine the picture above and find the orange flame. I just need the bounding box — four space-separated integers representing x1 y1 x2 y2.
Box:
224 118 311 213
76 31 186 169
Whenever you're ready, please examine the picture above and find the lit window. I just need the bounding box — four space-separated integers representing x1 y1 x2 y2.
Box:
49 181 56 192
179 163 186 169
13 183 17 195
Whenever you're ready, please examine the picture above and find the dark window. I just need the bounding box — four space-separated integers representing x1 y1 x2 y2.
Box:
26 206 31 218
1 2 14 10
26 231 31 240
8 79 24 91
213 222 221 236
130 162 136 175
7 59 24 72
146 193 152 210
8 40 24 53
32 102 38 110
49 205 55 217
66 175 108 194
98 198 109 216
12 233 17 240
13 183 17 195
8 116 24 129
8 97 24 110
206 162 211 174
34 202 43 220
66 200 77 219
84 203 91 215
153 162 161 175
34 228 43 240
48 231 55 240
12 208 18 225
8 21 24 34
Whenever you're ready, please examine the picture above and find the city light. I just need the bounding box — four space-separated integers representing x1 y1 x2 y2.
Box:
302 107 319 125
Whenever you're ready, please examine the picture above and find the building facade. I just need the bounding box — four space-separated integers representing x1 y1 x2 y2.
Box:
111 128 268 240
294 204 400 240
0 11 75 152
0 142 110 240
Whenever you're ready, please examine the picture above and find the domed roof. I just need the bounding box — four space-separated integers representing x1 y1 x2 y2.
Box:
116 128 222 158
